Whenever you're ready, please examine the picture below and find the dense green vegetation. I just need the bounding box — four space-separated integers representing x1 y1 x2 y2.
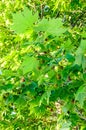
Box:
0 0 86 129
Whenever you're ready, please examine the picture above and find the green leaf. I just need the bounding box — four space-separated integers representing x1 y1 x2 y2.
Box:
39 90 51 105
66 53 75 62
29 97 46 116
30 105 46 117
64 39 72 49
75 40 86 55
62 103 72 114
0 84 13 92
60 121 71 130
5 94 13 104
38 125 42 130
11 7 38 33
21 56 39 74
35 18 49 32
75 85 86 107
75 40 86 69
15 94 27 106
80 40 86 52
35 18 67 36
74 54 82 66
81 31 86 38
82 56 86 70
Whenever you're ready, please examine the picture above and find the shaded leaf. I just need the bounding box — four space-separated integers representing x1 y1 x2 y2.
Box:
14 94 27 106
39 90 51 105
0 84 13 92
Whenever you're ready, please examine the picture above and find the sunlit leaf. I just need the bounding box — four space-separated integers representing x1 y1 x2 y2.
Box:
11 7 38 33
21 56 39 74
35 18 67 36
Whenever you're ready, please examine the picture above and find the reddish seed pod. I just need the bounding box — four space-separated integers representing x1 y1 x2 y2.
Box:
20 77 25 83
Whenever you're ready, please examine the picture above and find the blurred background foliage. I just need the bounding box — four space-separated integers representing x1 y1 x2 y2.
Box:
0 0 86 130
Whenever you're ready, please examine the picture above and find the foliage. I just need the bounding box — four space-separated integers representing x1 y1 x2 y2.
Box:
0 0 86 130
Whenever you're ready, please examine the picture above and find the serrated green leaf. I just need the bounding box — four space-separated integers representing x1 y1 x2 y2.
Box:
21 56 39 74
11 7 38 33
35 18 49 31
35 18 67 36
